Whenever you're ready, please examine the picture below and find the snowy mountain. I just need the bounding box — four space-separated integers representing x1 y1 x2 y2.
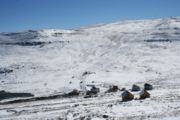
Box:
0 17 180 120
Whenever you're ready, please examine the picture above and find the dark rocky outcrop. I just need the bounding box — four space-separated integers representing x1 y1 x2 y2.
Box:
1 41 68 47
67 89 80 96
121 90 134 102
144 39 172 42
0 68 13 74
102 115 109 118
0 90 34 101
2 30 39 41
144 83 153 90
84 86 100 98
86 86 100 95
120 88 126 91
82 71 95 76
53 32 63 37
2 41 48 46
131 84 141 92
139 89 150 99
106 85 119 93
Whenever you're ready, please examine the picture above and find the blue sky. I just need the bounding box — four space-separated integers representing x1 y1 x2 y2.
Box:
0 0 180 32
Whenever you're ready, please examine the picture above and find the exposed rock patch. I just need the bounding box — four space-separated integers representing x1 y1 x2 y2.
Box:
106 85 119 93
84 86 100 98
82 71 95 76
86 86 100 95
67 89 80 96
0 68 13 74
0 90 34 101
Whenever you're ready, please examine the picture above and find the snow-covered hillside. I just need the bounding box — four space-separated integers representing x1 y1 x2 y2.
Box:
0 17 180 120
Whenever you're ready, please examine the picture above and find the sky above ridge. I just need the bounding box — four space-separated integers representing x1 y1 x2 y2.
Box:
0 0 180 32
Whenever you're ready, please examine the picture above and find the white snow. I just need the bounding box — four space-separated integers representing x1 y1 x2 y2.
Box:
0 17 180 119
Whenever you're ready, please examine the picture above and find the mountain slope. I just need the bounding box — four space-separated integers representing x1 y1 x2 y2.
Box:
0 17 180 119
